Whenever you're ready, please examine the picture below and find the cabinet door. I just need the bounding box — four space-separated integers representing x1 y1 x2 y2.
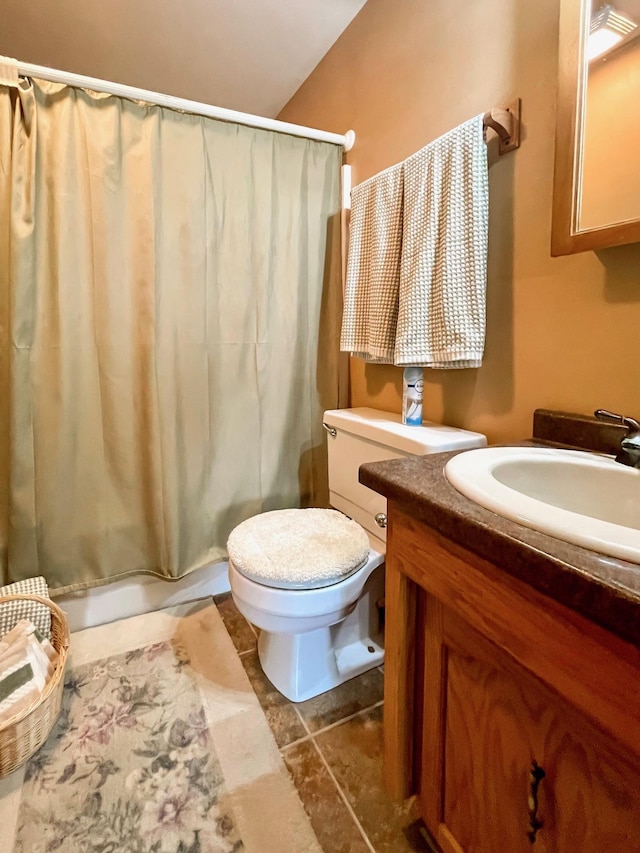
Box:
540 719 640 851
421 600 640 853
433 606 548 852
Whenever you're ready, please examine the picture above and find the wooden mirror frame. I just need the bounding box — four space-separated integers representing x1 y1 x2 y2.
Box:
551 0 640 255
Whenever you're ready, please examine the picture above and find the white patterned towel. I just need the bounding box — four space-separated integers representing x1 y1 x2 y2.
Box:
395 115 488 368
340 162 403 363
0 576 51 638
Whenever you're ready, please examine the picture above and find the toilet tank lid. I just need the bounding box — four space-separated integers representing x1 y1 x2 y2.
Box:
323 407 487 455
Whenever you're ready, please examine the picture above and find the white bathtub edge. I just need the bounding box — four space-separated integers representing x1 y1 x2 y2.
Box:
54 561 231 633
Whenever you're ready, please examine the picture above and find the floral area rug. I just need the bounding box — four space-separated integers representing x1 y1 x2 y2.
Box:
0 601 321 853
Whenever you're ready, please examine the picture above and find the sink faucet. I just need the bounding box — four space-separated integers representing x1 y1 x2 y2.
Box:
594 409 640 468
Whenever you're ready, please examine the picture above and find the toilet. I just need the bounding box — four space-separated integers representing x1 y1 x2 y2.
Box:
228 407 486 702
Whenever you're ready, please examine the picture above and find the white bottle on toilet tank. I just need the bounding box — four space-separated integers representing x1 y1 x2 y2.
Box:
402 367 424 426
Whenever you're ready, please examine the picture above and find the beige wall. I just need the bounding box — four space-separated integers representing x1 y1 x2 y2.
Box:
279 0 640 443
0 0 364 117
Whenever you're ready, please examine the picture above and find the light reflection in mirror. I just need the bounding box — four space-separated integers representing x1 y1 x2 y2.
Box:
578 0 640 230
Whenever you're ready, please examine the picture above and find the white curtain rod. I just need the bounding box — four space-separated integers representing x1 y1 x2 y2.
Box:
14 60 356 151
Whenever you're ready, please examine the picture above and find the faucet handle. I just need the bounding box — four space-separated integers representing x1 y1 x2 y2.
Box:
594 409 640 433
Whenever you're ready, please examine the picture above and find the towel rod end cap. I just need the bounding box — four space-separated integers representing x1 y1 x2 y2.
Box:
343 130 356 152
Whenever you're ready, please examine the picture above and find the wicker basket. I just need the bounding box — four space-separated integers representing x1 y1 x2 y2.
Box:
0 593 69 777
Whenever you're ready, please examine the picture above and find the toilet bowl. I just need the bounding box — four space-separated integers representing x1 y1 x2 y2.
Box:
228 407 486 702
229 539 385 702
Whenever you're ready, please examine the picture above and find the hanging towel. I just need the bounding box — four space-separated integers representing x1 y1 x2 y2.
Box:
340 163 403 363
395 115 488 368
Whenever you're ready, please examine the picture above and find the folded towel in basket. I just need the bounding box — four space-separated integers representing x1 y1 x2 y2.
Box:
0 576 51 638
340 162 404 363
0 620 57 725
0 620 57 664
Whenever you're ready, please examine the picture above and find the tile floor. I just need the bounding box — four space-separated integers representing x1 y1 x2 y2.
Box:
214 592 427 853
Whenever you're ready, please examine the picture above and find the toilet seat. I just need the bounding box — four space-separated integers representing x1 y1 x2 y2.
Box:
228 546 385 633
226 508 370 590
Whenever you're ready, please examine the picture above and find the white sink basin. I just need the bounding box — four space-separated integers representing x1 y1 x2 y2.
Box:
445 446 640 564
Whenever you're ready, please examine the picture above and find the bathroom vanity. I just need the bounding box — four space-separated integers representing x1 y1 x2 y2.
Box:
360 412 640 852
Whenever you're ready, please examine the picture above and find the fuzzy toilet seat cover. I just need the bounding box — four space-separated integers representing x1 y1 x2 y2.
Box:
227 508 371 590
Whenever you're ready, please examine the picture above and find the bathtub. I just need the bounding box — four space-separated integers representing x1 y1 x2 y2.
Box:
53 561 231 632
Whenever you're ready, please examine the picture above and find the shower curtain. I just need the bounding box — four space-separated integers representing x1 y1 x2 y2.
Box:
0 76 343 593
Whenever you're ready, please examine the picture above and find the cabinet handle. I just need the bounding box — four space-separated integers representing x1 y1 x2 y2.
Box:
374 512 387 528
526 761 546 843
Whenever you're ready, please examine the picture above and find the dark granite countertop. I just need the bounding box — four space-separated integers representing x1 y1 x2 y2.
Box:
359 412 640 649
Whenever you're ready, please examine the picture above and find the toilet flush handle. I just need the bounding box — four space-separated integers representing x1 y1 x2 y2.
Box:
322 422 337 437
374 513 387 528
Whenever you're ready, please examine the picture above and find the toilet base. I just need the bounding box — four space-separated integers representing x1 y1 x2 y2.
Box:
256 569 385 702
258 628 384 703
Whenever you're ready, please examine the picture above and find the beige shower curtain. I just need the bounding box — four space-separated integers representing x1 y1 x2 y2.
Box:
0 77 342 593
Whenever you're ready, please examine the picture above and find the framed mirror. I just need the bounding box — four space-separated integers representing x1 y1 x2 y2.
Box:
552 0 640 255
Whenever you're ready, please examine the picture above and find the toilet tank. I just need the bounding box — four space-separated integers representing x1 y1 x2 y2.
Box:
323 407 486 551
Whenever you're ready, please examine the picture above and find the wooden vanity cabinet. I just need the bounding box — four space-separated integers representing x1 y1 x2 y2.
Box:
384 506 640 853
